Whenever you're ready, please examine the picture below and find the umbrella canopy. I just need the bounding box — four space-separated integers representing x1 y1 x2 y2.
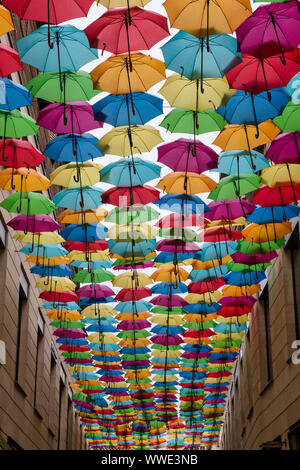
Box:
105 206 159 224
215 150 269 175
50 162 102 188
53 186 103 210
156 172 217 195
265 132 300 164
252 184 300 206
160 108 227 135
7 214 60 233
0 139 45 168
273 102 300 132
0 109 39 138
44 133 103 163
0 5 14 36
0 191 56 215
0 78 32 111
0 44 23 77
208 174 261 201
100 158 161 186
101 185 159 206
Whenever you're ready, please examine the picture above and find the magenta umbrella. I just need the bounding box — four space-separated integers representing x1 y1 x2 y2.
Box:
53 328 87 339
236 1 300 63
118 320 151 330
84 7 169 64
37 101 104 134
157 239 200 253
265 132 300 164
76 284 115 298
113 261 154 270
219 296 256 307
231 251 278 265
150 295 188 307
7 214 61 234
157 138 218 174
205 199 255 221
151 335 183 346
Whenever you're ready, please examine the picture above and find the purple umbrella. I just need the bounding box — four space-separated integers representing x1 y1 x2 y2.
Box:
236 1 300 63
117 320 151 330
219 296 257 307
37 101 104 134
265 132 300 164
76 284 115 298
205 199 255 221
150 294 188 307
157 239 200 253
231 251 278 265
151 334 183 346
7 214 61 234
53 328 87 339
113 261 154 270
157 138 218 173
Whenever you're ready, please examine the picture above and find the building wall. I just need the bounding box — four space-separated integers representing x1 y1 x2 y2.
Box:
219 222 300 451
0 15 86 450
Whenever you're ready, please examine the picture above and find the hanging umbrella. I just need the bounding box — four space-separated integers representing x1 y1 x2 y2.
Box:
108 224 158 241
0 191 55 217
200 241 238 261
93 92 163 127
252 184 300 206
260 164 300 190
160 108 227 135
208 174 261 201
14 231 64 245
85 7 169 60
242 222 292 243
163 0 252 45
0 78 32 111
265 132 300 164
105 206 159 224
7 214 61 233
204 227 243 242
155 213 204 229
53 186 103 210
0 44 23 77
100 158 161 186
25 71 100 103
156 172 217 194
98 0 151 6
0 110 39 146
162 31 241 86
57 208 107 225
0 167 50 192
215 150 269 175
273 102 300 132
157 138 218 173
98 125 162 157
73 269 115 284
0 139 45 169
236 1 300 61
50 162 102 188
44 133 102 164
0 5 14 36
101 185 159 206
112 272 153 288
154 193 210 214
108 239 156 258
60 223 107 241
237 238 285 255
77 284 115 298
205 199 255 221
37 102 104 134
226 50 300 99
217 88 288 136
20 243 68 257
17 24 98 73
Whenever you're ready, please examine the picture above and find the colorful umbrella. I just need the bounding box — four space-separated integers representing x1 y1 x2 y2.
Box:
0 44 23 77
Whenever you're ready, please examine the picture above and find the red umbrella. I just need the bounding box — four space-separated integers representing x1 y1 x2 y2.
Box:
115 287 152 302
183 329 214 338
226 50 300 99
85 7 169 61
63 241 108 251
39 290 79 302
0 44 23 77
188 278 226 294
251 184 300 206
204 227 243 242
0 139 46 169
155 213 204 228
217 306 251 317
2 0 94 46
101 185 160 206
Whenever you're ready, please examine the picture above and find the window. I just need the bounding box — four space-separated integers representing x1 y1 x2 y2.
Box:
48 343 58 436
259 285 273 392
33 311 45 416
15 269 29 386
288 420 300 450
66 392 73 450
57 367 66 450
285 224 300 339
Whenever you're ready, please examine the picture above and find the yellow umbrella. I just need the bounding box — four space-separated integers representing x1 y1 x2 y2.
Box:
163 0 252 38
81 304 117 318
204 217 246 229
112 271 153 288
97 125 162 157
152 350 181 358
151 266 189 282
36 276 76 292
183 312 217 322
107 224 158 241
87 333 119 344
25 255 71 265
50 162 102 187
67 250 110 262
261 163 300 188
154 259 194 268
0 6 14 36
151 315 183 326
185 291 223 303
14 231 65 244
221 284 261 296
0 167 50 192
213 121 280 151
216 314 249 324
57 208 107 224
242 221 292 243
156 171 217 194
91 53 165 94
97 0 151 6
159 75 235 111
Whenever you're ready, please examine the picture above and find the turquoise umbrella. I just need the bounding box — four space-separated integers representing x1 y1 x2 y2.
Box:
100 157 161 186
213 150 269 175
19 243 68 257
53 186 103 210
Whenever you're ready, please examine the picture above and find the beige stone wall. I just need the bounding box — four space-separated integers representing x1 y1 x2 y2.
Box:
0 15 86 450
219 224 300 450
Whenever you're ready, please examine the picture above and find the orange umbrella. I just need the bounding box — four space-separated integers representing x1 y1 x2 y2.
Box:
57 208 107 224
156 172 217 195
242 221 292 243
151 266 189 283
222 284 261 296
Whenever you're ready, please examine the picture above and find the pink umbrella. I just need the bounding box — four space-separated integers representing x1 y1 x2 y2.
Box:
205 199 255 220
151 335 183 346
7 214 61 233
265 132 300 164
76 284 115 298
157 138 218 173
150 295 188 307
157 239 200 253
37 101 104 134
219 296 256 307
53 328 87 338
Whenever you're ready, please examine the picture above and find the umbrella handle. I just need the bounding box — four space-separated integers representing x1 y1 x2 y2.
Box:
206 0 210 52
2 114 8 162
47 0 54 49
73 164 80 184
101 42 106 56
10 169 15 191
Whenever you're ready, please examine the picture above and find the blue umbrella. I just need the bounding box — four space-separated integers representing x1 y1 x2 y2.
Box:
0 78 32 111
151 325 185 335
161 31 241 88
107 239 157 258
213 150 270 175
224 270 266 286
154 252 196 264
154 193 210 213
183 303 221 314
217 88 289 137
189 265 229 283
198 241 238 261
17 24 98 73
42 301 81 311
60 223 107 241
247 204 300 224
150 282 188 294
70 260 113 269
30 264 73 277
100 157 161 186
89 343 119 352
85 323 118 333
19 243 68 257
115 300 152 313
53 186 103 210
93 92 163 126
214 323 247 334
44 133 103 163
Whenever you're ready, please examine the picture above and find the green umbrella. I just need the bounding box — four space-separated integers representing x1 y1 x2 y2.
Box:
237 238 285 254
273 102 300 132
105 205 159 224
61 351 92 359
73 269 115 284
117 330 151 338
208 173 261 201
0 109 39 137
25 71 100 103
50 320 85 329
159 227 201 241
0 191 57 215
227 260 271 272
160 108 227 135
